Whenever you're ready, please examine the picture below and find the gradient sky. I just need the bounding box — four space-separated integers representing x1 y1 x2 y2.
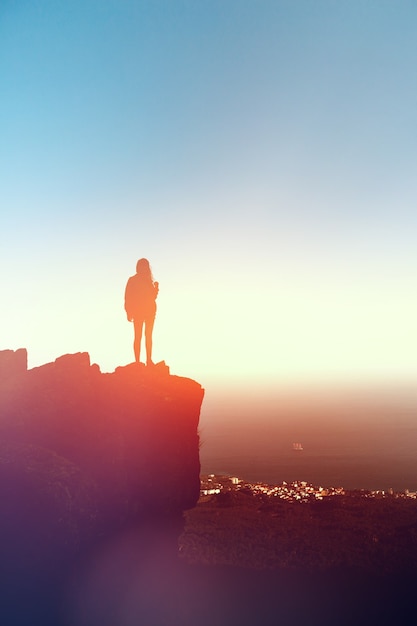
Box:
1 0 416 394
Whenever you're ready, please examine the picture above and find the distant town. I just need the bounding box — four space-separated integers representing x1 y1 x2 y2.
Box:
200 474 417 503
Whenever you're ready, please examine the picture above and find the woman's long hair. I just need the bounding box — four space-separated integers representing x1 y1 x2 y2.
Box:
136 258 154 283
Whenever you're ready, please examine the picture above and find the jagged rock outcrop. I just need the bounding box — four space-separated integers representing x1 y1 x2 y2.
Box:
0 349 204 625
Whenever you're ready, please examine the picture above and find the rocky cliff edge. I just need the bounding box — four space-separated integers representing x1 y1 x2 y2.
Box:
0 348 204 624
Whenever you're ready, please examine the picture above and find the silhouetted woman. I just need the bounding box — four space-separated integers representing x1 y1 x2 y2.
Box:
124 258 159 365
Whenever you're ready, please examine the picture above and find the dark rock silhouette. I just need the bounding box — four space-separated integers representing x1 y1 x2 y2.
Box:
0 347 27 379
0 349 203 625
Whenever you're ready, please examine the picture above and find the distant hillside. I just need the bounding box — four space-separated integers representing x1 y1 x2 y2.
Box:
180 488 417 574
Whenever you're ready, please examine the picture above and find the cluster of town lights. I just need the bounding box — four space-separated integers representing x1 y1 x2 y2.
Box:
200 474 417 503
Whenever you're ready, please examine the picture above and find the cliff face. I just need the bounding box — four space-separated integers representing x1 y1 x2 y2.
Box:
0 349 204 625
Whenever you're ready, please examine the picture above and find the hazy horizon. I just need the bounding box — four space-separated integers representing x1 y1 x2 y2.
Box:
199 386 417 492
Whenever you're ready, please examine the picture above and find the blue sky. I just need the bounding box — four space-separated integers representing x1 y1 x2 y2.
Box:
1 0 416 391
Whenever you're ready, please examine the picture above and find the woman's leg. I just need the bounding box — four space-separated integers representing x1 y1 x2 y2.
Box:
144 316 155 365
133 318 144 363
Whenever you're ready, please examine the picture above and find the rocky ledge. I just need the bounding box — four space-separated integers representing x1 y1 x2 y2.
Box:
0 348 204 625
